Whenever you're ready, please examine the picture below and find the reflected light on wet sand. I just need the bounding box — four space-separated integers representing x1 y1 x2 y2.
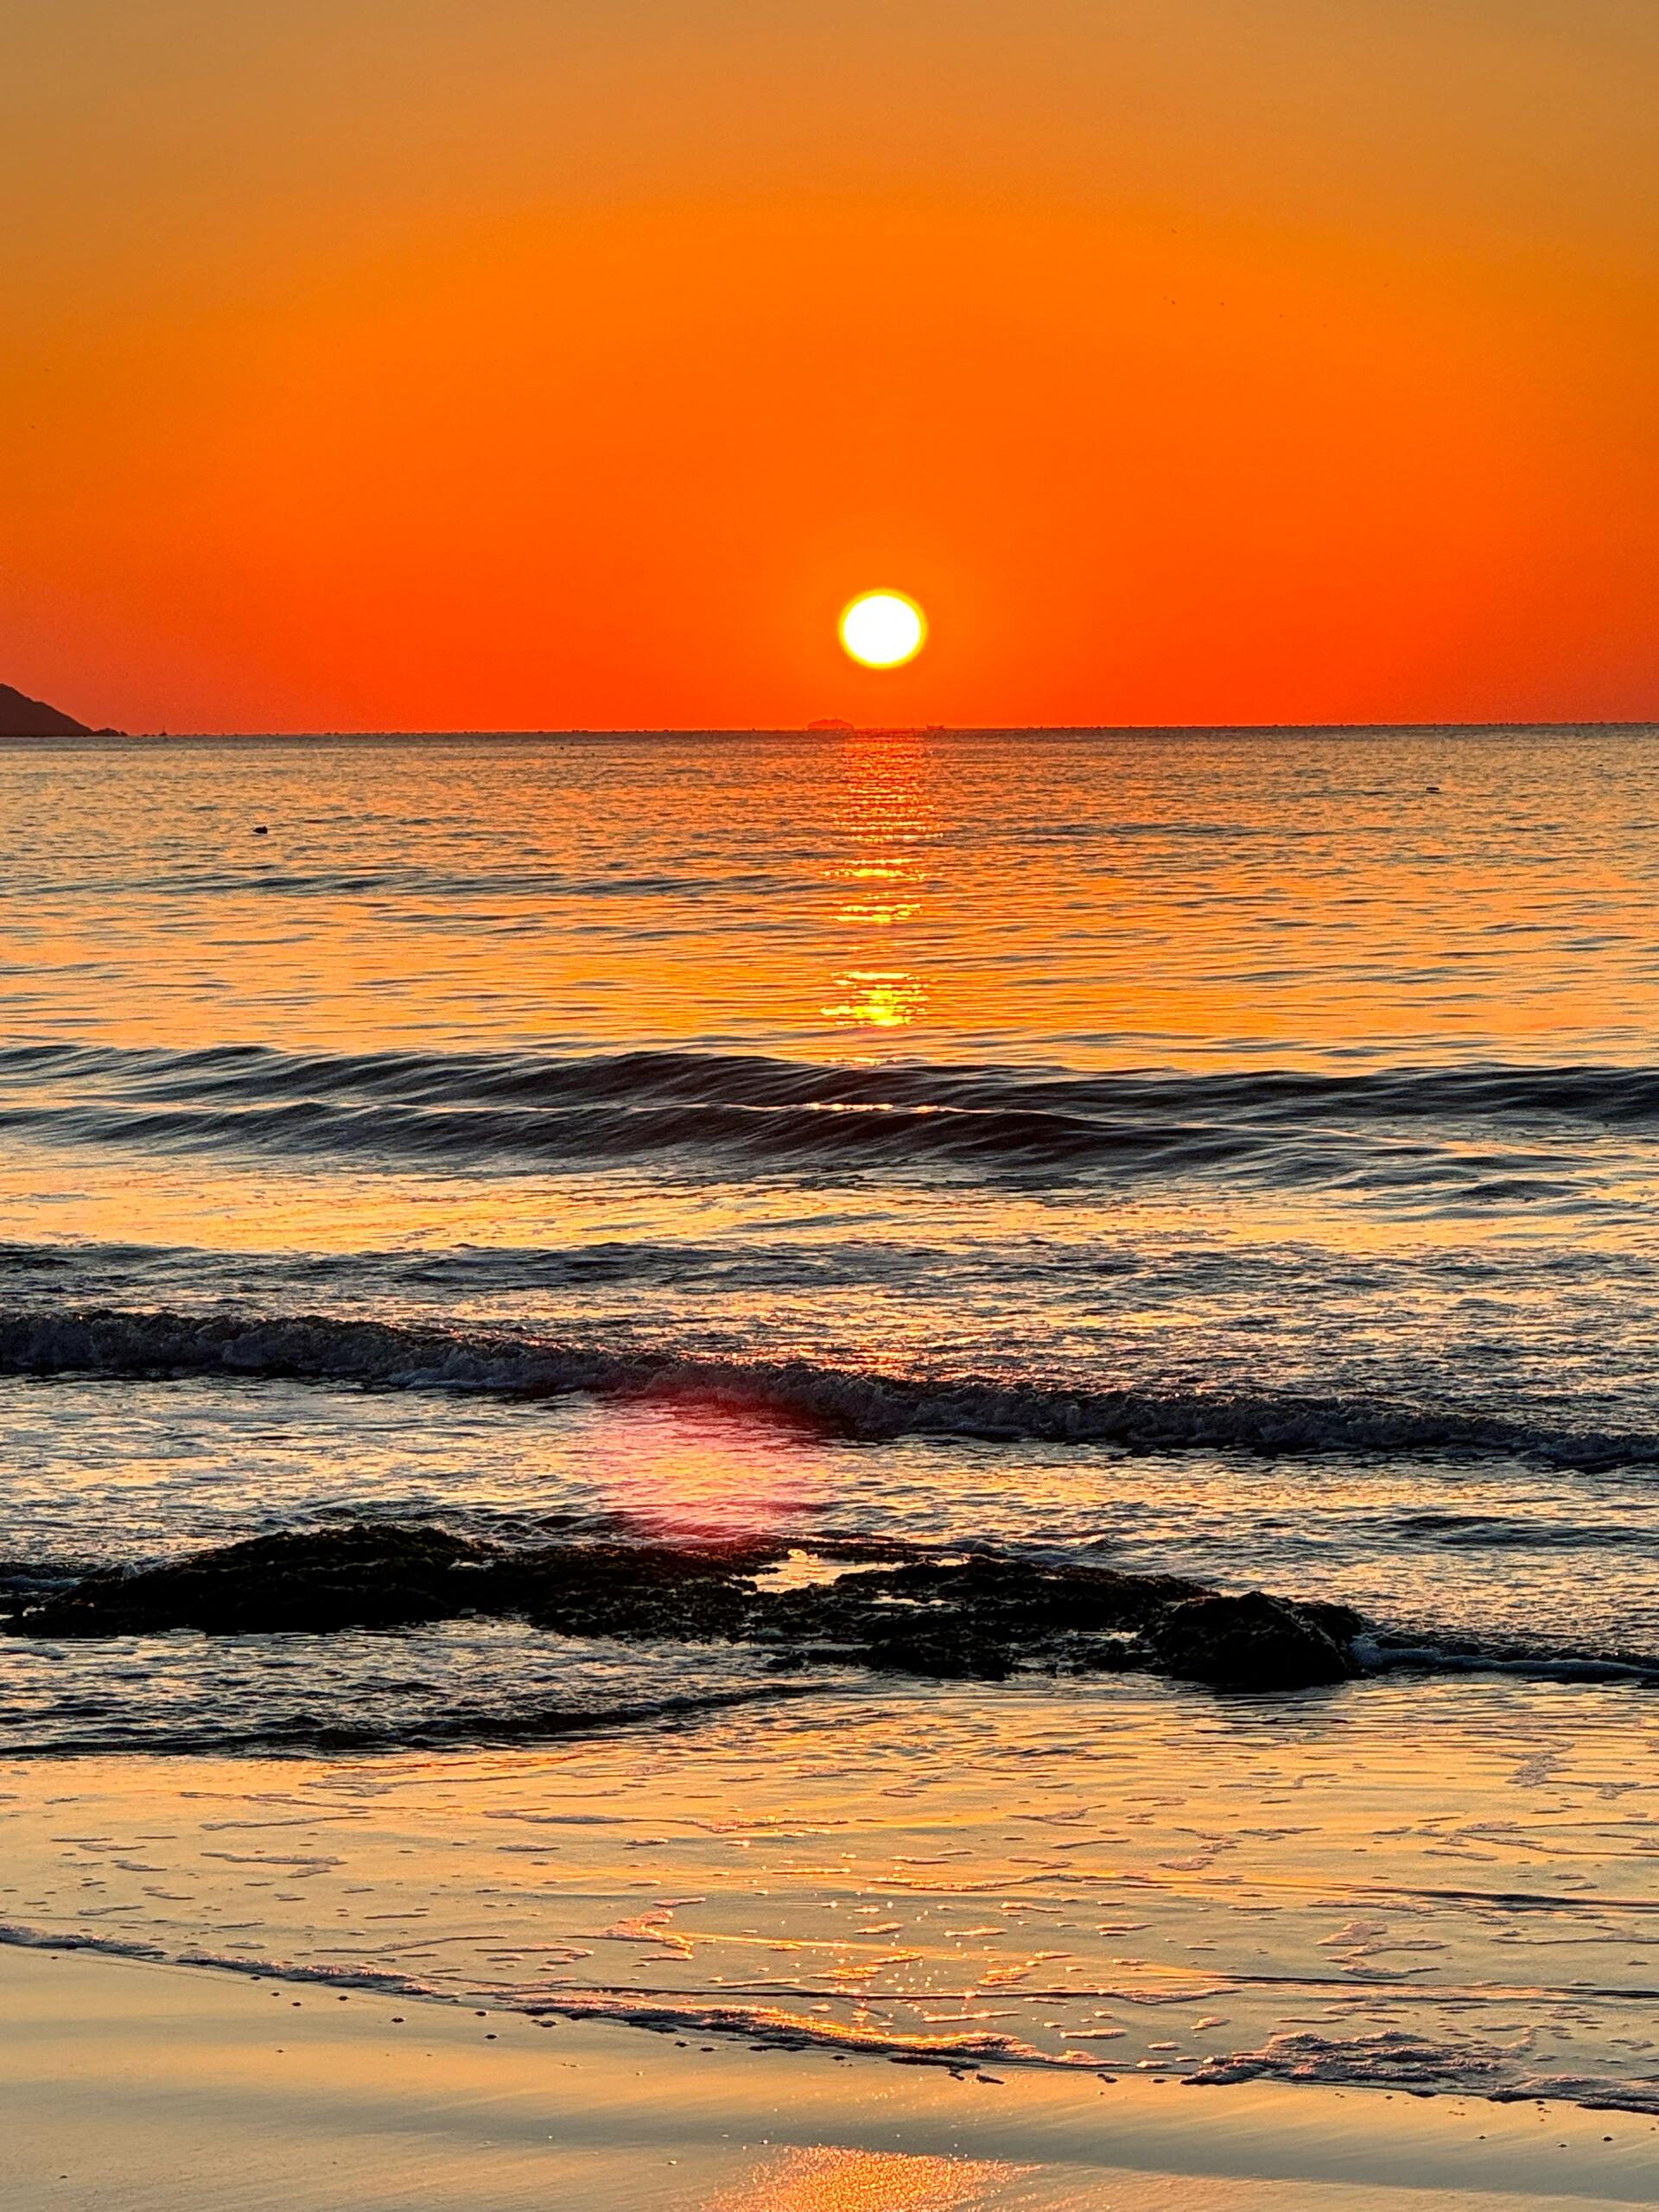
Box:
710 2147 1022 2212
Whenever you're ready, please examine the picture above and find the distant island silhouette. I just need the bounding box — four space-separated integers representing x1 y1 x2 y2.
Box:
0 683 112 737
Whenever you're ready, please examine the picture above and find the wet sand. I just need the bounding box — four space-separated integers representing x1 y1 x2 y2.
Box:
6 1677 1658 2112
4 1946 1655 2211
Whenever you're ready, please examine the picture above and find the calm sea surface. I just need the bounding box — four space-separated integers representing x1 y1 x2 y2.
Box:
3 727 1658 2114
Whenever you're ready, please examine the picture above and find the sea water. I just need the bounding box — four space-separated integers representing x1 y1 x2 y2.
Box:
2 727 1657 2110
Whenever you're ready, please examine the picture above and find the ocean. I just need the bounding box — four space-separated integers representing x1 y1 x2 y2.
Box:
3 725 1658 2113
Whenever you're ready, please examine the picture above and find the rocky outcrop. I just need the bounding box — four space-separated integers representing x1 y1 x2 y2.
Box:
2 1523 1366 1694
16 1523 493 1636
0 683 95 737
1149 1590 1362 1690
6 1523 778 1641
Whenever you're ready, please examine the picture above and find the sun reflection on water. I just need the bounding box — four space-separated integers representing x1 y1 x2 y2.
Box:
822 730 937 1035
822 968 930 1028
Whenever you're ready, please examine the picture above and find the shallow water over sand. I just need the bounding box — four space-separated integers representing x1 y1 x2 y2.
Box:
4 1678 1658 2111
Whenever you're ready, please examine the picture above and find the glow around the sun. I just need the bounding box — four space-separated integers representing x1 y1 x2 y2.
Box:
839 591 926 668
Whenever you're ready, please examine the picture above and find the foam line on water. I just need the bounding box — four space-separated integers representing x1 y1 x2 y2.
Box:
1 1303 1654 1470
3 1924 1656 2114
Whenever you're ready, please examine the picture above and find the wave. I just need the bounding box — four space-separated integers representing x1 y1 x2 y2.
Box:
1186 2027 1659 2113
0 1681 817 1762
0 1041 1650 1183
10 1039 1659 1123
0 1922 443 2000
0 1303 1654 1470
1383 1510 1657 1550
0 1233 888 1301
1354 1633 1659 1684
518 1990 1104 2071
0 1095 1236 1178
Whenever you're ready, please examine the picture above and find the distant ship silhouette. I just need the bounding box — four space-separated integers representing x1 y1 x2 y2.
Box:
806 717 856 733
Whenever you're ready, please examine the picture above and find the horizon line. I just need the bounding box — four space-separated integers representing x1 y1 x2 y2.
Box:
10 718 1659 743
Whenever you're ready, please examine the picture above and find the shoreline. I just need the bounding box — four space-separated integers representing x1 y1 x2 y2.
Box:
5 1676 1658 2121
5 1944 1655 2210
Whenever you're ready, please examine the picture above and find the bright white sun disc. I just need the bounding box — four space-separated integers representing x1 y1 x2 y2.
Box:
840 591 926 668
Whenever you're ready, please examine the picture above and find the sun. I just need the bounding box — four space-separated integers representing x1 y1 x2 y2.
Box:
840 591 926 669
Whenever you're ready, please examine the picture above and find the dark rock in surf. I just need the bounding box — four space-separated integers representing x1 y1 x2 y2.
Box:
3 1520 1363 1700
10 1523 494 1637
1148 1589 1357 1691
499 1536 780 1642
760 1555 1202 1656
3 1523 789 1643
1297 1598 1368 1646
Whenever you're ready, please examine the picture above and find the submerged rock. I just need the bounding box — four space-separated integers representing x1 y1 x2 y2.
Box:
9 1523 495 1637
1149 1590 1358 1691
5 1524 791 1642
2 1521 1363 1697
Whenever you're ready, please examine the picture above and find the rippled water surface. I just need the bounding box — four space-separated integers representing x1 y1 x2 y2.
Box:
8 726 1659 1065
3 727 1657 2113
6 1680 1659 2112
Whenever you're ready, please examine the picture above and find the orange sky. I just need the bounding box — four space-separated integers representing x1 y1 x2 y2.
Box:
3 1 1655 732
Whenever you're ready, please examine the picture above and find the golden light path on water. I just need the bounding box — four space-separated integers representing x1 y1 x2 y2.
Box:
823 728 935 1032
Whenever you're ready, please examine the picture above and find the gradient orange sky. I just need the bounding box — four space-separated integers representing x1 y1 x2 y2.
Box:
3 1 1655 732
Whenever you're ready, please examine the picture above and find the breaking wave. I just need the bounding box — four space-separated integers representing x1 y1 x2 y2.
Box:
2 1301 1655 1470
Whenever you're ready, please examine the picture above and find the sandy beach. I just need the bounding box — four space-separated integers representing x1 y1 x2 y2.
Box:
6 1943 1656 2212
3 1667 1659 2207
